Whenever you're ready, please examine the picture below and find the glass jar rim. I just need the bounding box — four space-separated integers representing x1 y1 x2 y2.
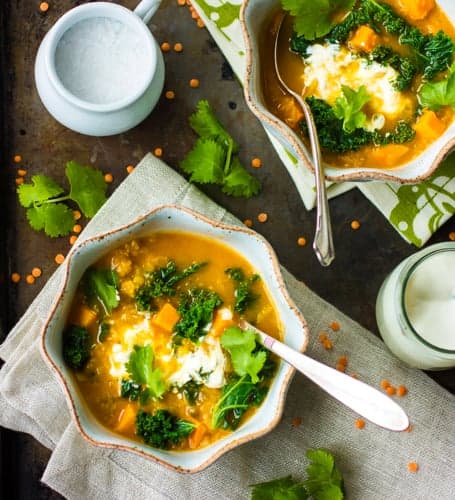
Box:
399 244 455 355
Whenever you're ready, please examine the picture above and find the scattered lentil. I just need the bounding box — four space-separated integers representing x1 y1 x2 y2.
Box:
350 374 359 379
39 2 49 12
73 224 82 234
173 42 183 53
13 154 22 163
160 42 171 52
154 147 163 157
291 417 302 428
329 320 340 331
31 267 42 278
397 385 408 397
380 379 391 390
15 177 24 185
251 157 262 168
337 355 348 366
189 78 200 88
165 90 175 99
257 212 268 223
319 332 327 342
26 274 35 285
350 220 361 230
323 339 333 350
55 254 65 265
297 236 307 247
386 385 397 396
126 165 135 174
177 0 186 5
355 418 365 429
407 462 419 473
197 19 205 28
17 168 27 177
243 219 253 228
69 235 78 245
449 231 455 241
336 364 346 372
73 210 82 221
11 273 21 283
104 173 113 183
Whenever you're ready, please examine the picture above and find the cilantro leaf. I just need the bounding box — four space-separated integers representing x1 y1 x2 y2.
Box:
419 64 455 111
126 345 166 399
84 268 120 315
17 175 64 207
304 449 344 500
66 161 107 217
189 99 239 151
180 101 261 199
282 0 355 40
26 203 75 237
180 138 226 184
251 476 308 500
222 157 261 198
333 85 371 133
221 327 266 383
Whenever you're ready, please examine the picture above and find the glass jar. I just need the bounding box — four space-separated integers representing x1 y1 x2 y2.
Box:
376 242 455 370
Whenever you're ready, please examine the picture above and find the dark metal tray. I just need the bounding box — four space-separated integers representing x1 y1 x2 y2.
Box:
1 1 454 498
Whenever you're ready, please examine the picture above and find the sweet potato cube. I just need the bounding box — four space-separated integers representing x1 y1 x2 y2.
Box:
210 309 236 337
74 305 98 329
188 423 208 449
349 25 379 53
279 96 304 129
398 0 435 21
115 404 137 433
151 302 180 332
369 144 410 167
413 110 446 142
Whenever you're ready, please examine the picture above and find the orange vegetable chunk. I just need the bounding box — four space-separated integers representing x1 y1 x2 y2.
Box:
151 302 180 332
210 309 235 337
413 110 446 143
349 25 379 52
398 0 435 21
74 305 98 329
115 404 137 433
188 423 208 449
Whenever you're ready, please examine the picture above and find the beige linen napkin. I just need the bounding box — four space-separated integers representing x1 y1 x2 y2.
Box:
1 154 454 500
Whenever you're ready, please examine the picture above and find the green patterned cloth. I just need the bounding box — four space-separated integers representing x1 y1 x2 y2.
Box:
191 0 455 246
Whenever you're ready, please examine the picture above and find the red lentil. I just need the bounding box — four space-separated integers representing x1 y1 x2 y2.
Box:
380 379 391 390
350 220 361 230
297 237 307 247
39 2 49 12
189 78 200 88
243 219 253 228
11 273 21 283
69 235 78 245
73 210 82 221
13 154 22 163
257 212 268 223
154 147 163 157
449 232 455 241
55 254 65 265
165 90 175 99
73 224 82 234
291 416 302 428
31 267 42 278
355 418 365 429
386 385 397 396
104 173 113 183
173 43 183 53
15 177 24 185
126 165 135 174
397 385 408 397
160 42 171 52
407 462 419 473
17 168 27 177
26 274 35 284
251 158 262 168
329 320 341 331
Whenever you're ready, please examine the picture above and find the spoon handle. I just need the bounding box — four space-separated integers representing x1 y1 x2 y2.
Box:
244 322 409 431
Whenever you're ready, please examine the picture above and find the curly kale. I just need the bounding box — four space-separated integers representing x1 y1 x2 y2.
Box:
135 261 206 312
136 409 196 449
225 267 260 313
304 97 414 154
174 288 222 342
370 46 417 91
62 325 92 370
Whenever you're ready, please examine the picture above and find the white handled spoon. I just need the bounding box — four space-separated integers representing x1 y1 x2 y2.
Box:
241 320 409 431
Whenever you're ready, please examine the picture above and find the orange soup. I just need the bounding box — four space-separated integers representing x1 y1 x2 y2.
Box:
261 0 455 169
63 232 282 451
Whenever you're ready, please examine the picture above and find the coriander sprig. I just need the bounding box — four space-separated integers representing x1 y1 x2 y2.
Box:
17 161 108 237
180 100 261 198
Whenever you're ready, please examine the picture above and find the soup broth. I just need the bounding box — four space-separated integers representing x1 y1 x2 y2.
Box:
261 0 455 169
65 231 282 451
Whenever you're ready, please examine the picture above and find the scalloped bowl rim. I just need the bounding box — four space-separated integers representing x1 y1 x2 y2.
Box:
40 205 310 473
240 0 455 184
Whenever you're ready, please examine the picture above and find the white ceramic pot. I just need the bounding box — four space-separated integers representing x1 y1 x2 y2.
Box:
35 1 165 136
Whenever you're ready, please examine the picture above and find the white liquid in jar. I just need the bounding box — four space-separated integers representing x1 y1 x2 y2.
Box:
404 252 455 351
54 17 150 105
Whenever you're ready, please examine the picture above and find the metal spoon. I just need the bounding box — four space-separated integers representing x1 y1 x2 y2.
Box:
241 320 409 431
274 13 335 267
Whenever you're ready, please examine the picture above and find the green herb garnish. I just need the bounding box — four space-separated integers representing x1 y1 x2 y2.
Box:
180 100 261 198
83 268 120 315
419 64 455 110
17 161 107 237
125 345 166 401
333 85 371 133
225 267 260 313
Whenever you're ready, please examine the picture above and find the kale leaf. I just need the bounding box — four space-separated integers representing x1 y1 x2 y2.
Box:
174 288 222 342
136 409 196 449
225 267 260 313
62 325 92 370
135 261 206 312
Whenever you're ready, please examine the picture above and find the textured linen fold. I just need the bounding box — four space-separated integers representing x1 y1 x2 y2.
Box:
1 154 454 500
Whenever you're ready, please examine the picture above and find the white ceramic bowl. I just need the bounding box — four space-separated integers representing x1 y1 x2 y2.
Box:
241 0 455 183
41 205 309 472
